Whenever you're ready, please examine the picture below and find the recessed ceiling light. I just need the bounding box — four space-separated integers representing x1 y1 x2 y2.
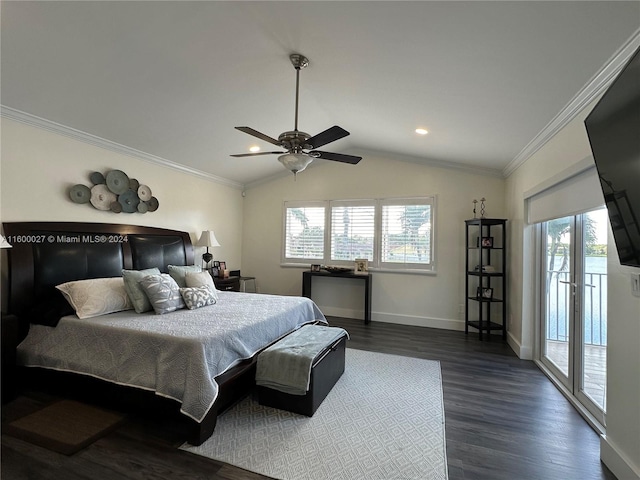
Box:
415 128 429 135
249 145 261 152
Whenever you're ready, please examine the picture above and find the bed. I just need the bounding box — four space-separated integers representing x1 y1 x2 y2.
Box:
3 221 325 445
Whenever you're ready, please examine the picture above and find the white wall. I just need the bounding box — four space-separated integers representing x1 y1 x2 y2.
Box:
242 151 505 331
0 118 245 310
505 100 640 479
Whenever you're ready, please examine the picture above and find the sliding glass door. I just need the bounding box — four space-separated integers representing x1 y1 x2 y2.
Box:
540 209 607 424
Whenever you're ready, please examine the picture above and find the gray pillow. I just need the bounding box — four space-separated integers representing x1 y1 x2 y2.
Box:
167 264 202 287
179 286 217 310
122 268 161 313
185 271 218 301
139 274 185 315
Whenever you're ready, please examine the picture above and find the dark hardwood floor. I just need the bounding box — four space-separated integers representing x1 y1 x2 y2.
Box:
1 317 615 480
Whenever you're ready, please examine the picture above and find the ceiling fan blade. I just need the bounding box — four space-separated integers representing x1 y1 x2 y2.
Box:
231 151 285 157
311 151 362 164
235 126 282 146
307 126 350 149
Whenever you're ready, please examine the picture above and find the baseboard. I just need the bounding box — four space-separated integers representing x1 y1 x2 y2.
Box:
319 306 464 331
374 312 465 331
507 331 533 360
600 435 640 480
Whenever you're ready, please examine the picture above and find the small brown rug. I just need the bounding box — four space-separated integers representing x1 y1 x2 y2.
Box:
5 399 126 455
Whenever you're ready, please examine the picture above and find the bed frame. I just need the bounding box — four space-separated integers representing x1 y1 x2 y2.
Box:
3 221 257 445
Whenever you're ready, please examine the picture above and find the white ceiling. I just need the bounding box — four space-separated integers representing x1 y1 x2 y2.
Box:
2 1 639 186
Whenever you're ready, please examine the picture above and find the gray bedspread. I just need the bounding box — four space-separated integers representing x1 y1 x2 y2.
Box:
16 291 326 422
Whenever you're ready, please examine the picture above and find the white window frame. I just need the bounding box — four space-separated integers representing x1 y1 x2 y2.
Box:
282 196 436 273
377 197 435 272
282 201 327 264
329 199 377 264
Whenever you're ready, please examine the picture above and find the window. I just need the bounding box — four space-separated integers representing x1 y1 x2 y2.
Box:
380 199 432 268
331 201 375 262
283 197 435 272
284 204 325 260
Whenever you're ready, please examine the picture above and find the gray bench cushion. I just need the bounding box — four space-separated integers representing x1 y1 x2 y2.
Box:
256 325 348 395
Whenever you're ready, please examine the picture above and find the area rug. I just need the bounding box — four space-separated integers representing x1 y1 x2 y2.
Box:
5 399 126 455
181 348 448 480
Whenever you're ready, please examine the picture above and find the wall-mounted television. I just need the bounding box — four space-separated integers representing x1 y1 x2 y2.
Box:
585 44 640 268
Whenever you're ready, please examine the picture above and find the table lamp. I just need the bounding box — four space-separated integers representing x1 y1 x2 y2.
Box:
195 230 220 270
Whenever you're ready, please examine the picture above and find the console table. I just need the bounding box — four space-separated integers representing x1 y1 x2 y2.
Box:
302 270 372 324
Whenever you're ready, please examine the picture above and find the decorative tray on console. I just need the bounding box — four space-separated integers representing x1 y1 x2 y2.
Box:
322 266 354 274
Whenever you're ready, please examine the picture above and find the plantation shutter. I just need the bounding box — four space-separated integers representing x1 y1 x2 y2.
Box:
330 201 375 262
284 204 325 260
381 199 433 267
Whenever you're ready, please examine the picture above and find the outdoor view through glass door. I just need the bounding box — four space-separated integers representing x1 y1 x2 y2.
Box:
541 209 608 423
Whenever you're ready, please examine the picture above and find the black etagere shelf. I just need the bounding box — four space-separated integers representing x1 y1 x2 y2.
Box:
464 218 507 340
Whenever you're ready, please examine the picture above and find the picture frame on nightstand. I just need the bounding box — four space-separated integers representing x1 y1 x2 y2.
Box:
354 258 369 275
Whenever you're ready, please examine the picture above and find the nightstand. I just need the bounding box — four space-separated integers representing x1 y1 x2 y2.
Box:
213 276 241 292
2 314 19 403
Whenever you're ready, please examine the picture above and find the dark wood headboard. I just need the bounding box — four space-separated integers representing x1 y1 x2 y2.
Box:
3 222 194 322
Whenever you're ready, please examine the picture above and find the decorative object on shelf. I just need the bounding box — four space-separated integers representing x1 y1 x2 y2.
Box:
473 264 496 273
0 235 12 249
195 230 221 272
69 169 159 214
354 258 369 275
479 236 493 248
311 264 321 272
480 197 486 218
323 266 353 274
472 199 478 219
477 287 493 299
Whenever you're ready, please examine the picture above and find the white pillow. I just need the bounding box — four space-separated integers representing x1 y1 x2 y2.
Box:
179 286 217 310
139 274 185 315
185 271 218 301
56 277 133 319
167 264 202 287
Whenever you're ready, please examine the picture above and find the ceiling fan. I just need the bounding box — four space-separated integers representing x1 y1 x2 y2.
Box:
232 53 362 176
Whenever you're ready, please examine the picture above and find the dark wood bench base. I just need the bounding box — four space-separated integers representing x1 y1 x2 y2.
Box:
257 335 346 416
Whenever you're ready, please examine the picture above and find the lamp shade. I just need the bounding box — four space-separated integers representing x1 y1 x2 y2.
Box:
278 153 313 174
0 235 12 249
195 230 221 248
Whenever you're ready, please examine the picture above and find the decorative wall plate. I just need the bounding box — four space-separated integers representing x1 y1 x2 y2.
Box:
106 170 130 195
90 184 116 210
68 169 159 214
69 184 91 204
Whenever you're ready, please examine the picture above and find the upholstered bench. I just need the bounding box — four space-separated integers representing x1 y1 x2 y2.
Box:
256 324 348 416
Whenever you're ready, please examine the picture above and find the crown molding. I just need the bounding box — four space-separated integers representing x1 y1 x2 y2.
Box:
503 29 640 178
0 106 244 190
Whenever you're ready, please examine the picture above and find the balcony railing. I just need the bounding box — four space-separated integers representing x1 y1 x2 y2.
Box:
546 270 607 347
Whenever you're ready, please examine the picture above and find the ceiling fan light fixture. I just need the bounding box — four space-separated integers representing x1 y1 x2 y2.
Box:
278 153 313 174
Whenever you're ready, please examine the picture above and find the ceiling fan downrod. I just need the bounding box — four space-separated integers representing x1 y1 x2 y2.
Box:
290 53 309 132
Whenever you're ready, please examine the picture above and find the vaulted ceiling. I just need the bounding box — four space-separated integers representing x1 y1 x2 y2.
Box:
2 1 639 186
